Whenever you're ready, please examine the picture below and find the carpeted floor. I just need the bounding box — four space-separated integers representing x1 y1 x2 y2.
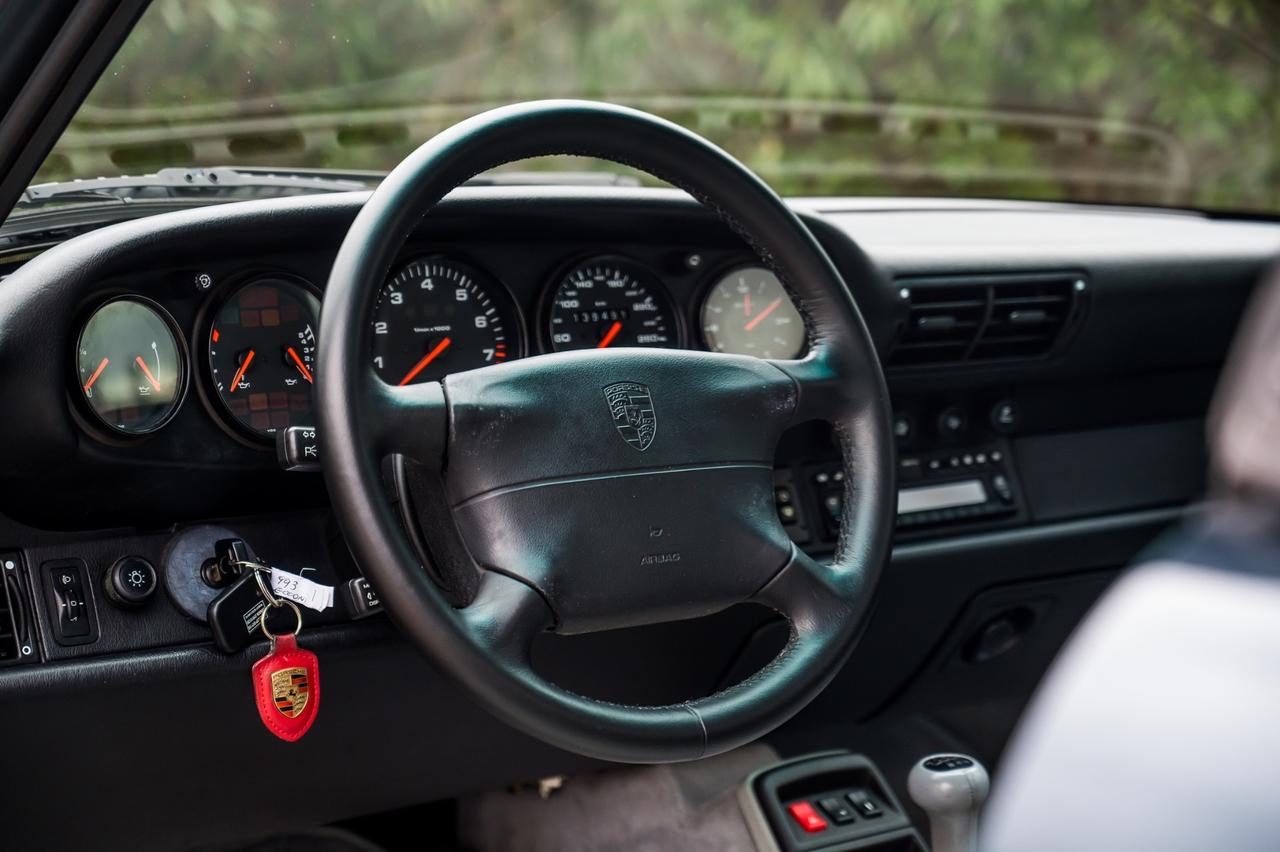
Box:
457 744 778 852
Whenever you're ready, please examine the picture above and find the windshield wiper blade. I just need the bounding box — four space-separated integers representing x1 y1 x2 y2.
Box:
16 166 373 209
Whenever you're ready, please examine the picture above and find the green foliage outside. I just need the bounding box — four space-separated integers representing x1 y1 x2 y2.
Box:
38 0 1280 212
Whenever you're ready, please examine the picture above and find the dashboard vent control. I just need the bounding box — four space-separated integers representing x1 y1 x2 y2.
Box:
0 553 36 664
889 272 1086 368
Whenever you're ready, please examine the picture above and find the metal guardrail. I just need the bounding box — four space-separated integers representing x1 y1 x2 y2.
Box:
46 96 1191 204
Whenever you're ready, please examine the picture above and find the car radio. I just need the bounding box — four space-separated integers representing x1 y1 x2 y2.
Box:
893 445 1018 530
787 442 1022 544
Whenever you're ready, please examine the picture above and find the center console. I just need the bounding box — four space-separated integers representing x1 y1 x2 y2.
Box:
740 753 926 851
741 751 991 852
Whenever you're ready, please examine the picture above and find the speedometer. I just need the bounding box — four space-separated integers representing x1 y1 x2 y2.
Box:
546 256 679 352
371 257 519 386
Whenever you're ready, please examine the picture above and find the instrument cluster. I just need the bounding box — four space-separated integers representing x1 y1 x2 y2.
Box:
71 251 808 442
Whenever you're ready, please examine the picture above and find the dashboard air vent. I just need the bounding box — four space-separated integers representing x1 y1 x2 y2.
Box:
0 555 34 666
888 272 1085 368
0 572 23 664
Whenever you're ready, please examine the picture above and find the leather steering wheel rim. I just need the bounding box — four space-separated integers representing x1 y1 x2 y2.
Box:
317 100 894 764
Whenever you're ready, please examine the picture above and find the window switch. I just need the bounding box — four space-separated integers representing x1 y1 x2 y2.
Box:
787 801 828 833
847 789 883 818
819 796 856 824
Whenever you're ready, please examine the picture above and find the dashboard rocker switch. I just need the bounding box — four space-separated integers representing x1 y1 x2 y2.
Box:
42 560 98 646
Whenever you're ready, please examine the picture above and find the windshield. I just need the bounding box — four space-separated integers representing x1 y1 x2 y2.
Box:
26 0 1280 214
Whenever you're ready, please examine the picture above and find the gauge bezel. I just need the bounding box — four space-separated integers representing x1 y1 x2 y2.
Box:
371 252 527 385
539 253 684 354
72 294 190 438
198 273 322 446
697 261 809 360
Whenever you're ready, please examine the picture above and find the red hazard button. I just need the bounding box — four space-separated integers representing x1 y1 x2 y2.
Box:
787 801 828 833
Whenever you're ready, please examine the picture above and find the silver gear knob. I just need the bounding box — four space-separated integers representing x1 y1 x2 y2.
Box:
907 754 990 852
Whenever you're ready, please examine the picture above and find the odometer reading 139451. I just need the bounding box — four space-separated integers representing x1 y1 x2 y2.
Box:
546 257 679 352
371 257 517 386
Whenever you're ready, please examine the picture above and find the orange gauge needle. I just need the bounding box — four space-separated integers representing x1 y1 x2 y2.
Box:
399 337 451 386
743 291 752 318
135 355 162 391
597 321 623 349
228 349 256 393
83 357 109 393
286 347 313 383
744 297 784 331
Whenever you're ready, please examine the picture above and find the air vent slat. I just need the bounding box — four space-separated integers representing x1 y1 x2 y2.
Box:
0 566 26 665
888 273 1084 369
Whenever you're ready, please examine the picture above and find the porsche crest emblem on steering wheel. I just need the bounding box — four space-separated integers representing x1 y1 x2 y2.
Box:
603 381 657 451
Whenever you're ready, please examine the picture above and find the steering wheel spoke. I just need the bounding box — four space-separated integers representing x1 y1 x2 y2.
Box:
365 378 447 467
770 345 881 426
457 570 555 663
754 546 866 634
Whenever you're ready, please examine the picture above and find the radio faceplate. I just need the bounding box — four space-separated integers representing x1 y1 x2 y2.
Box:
893 444 1018 530
777 441 1023 548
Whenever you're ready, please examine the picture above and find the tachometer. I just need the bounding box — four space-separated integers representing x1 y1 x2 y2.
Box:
371 257 518 386
76 297 186 435
546 256 679 352
700 266 806 359
208 278 319 437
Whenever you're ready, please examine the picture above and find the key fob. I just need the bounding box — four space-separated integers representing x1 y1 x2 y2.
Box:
207 571 270 653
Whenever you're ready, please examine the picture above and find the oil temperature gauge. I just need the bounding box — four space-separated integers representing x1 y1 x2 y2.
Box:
208 278 319 438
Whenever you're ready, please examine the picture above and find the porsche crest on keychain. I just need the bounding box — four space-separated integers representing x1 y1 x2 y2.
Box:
252 599 320 742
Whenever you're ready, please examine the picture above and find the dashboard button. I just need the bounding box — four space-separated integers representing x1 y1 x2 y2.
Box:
938 406 967 437
787 801 828 833
104 556 157 607
846 789 883 818
893 413 914 443
990 400 1020 433
991 474 1014 504
819 796 856 824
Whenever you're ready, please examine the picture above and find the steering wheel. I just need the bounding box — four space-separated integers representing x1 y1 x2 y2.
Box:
317 100 894 764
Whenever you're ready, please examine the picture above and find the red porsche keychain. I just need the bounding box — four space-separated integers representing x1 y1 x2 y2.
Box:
252 597 320 742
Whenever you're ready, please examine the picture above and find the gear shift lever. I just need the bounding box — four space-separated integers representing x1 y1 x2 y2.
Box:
907 754 990 852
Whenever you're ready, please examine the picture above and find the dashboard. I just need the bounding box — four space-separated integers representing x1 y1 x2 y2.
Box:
0 186 1278 851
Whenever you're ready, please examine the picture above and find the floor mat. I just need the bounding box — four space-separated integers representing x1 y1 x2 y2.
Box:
228 827 392 852
457 744 778 852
